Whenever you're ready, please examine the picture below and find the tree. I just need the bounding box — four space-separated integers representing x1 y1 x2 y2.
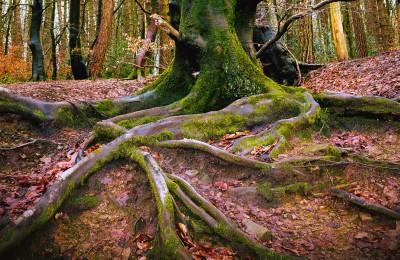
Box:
329 2 349 60
350 0 368 57
69 0 88 79
2 0 399 258
50 0 58 79
89 0 115 77
28 0 46 81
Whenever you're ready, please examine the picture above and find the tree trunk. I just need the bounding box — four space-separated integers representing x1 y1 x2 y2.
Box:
365 0 382 52
159 0 172 72
299 14 314 63
397 0 400 47
342 3 356 58
89 0 114 77
146 0 283 112
329 2 349 61
11 0 23 57
4 0 13 55
50 0 57 79
69 0 88 79
376 0 395 50
350 1 368 57
57 0 67 68
28 0 46 81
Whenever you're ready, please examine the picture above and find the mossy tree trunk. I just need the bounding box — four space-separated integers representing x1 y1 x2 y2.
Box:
149 0 283 114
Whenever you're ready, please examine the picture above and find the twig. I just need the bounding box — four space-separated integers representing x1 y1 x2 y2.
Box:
0 139 51 151
133 0 151 15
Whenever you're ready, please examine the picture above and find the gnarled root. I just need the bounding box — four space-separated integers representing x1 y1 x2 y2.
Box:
231 92 320 158
0 135 123 254
0 86 164 126
158 139 271 171
315 92 400 118
332 189 400 219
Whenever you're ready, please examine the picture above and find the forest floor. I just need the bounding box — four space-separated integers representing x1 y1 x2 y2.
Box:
1 51 400 259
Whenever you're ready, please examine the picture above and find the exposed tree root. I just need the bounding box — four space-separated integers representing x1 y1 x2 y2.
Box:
231 92 320 157
0 135 122 253
158 139 271 171
2 83 400 258
315 92 400 118
130 152 191 259
332 189 400 219
0 86 162 125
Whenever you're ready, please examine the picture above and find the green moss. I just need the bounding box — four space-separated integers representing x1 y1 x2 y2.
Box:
93 100 120 117
118 116 163 129
257 182 273 201
70 195 99 210
273 182 311 196
55 107 77 127
305 144 343 158
181 113 247 140
33 109 47 121
94 125 125 141
257 181 311 201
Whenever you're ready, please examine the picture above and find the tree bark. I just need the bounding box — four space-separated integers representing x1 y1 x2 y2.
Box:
376 0 395 50
28 0 46 81
11 0 23 57
350 1 368 57
89 0 114 77
69 0 88 79
50 0 57 79
329 2 349 60
299 14 314 63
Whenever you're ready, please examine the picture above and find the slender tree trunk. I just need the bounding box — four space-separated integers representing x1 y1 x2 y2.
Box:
342 3 356 58
350 1 368 57
299 14 314 63
4 0 13 55
69 0 88 79
329 2 349 60
0 0 3 51
159 0 171 72
397 0 400 46
90 0 102 49
57 0 66 67
28 0 46 81
50 0 57 79
376 0 395 50
89 0 114 77
365 0 382 52
11 0 23 57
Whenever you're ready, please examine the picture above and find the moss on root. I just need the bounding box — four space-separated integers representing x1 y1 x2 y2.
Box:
181 113 247 140
257 182 311 201
117 116 164 129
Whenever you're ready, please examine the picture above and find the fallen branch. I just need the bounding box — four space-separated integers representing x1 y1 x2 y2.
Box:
332 188 400 219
